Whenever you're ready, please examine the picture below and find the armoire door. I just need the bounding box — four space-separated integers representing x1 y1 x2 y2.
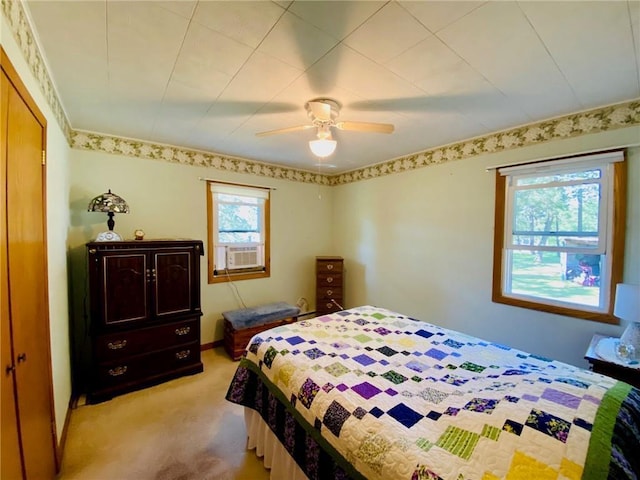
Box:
1 49 57 479
101 251 149 326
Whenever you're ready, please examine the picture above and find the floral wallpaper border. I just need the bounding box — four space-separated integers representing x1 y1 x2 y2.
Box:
70 131 333 186
71 99 640 186
333 99 640 185
5 0 640 187
2 0 72 142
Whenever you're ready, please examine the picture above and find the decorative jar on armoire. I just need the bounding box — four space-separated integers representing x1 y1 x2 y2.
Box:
86 239 204 403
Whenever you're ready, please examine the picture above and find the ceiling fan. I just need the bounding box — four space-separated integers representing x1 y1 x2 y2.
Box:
256 98 394 158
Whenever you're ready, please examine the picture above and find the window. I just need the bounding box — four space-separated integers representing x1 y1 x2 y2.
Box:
492 150 626 323
207 181 270 283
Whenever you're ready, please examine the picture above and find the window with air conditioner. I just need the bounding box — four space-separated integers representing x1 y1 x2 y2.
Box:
492 150 626 323
207 181 270 283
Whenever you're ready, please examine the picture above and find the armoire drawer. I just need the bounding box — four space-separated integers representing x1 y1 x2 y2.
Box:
95 341 201 390
94 318 200 362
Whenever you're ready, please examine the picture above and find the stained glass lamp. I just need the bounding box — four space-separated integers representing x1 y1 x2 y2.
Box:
87 189 130 241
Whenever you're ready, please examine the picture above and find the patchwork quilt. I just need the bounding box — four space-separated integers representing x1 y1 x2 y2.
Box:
226 306 639 480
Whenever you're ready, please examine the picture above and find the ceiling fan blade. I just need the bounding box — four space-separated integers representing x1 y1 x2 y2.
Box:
335 121 394 134
308 101 332 121
256 124 314 137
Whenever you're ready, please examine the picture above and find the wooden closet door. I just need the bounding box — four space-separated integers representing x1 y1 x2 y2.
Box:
2 54 57 479
1 66 23 480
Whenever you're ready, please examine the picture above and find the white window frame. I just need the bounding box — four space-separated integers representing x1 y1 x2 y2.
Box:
207 181 270 283
492 150 627 323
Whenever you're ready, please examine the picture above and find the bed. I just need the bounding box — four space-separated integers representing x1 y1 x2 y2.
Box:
225 305 640 480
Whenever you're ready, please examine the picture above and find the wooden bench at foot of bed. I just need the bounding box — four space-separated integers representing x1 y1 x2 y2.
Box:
223 302 300 361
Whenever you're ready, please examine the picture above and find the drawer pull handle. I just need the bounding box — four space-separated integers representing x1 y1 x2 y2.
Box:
175 350 191 360
327 289 333 296
107 340 127 350
108 366 127 377
327 264 334 270
326 303 333 309
175 326 191 336
326 277 333 283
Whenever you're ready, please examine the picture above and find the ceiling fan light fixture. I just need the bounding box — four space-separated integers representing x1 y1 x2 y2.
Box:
309 138 337 158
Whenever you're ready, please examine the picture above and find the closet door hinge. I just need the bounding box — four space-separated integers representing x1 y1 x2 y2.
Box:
42 150 46 166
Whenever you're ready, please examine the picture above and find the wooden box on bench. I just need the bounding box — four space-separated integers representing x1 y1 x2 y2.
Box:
224 316 296 361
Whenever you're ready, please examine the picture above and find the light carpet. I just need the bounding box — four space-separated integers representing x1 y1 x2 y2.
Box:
58 347 270 480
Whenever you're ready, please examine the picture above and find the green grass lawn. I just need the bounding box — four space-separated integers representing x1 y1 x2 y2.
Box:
511 252 599 306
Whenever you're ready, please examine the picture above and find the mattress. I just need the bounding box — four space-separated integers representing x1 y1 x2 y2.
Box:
226 305 640 479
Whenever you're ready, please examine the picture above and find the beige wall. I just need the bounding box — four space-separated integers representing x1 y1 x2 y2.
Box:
2 18 72 439
333 126 640 368
67 150 334 358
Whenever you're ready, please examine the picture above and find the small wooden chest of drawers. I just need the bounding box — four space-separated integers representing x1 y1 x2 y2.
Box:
316 256 344 316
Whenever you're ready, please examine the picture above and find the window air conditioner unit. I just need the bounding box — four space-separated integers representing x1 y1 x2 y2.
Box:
226 245 260 269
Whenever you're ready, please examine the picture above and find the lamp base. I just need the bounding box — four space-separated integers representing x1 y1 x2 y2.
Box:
95 231 123 242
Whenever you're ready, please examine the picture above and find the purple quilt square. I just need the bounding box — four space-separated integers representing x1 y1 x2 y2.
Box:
353 354 376 366
369 407 384 418
522 394 539 402
387 403 423 429
415 329 434 339
444 407 460 416
353 407 367 419
405 360 429 373
425 348 447 361
323 400 351 437
373 327 392 336
385 388 398 396
298 378 320 409
541 388 581 409
304 347 325 360
463 398 499 414
426 410 442 420
336 383 349 392
583 395 601 406
379 359 389 366
352 381 382 400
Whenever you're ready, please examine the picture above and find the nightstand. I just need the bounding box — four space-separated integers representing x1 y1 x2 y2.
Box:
584 333 640 388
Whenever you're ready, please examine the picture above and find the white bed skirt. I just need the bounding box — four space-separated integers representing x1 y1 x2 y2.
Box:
244 407 309 480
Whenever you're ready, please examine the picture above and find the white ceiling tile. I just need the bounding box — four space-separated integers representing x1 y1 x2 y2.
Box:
192 1 284 48
399 1 484 33
343 2 430 64
308 45 424 101
217 50 303 103
172 22 251 90
288 1 386 40
107 2 189 83
521 1 640 105
437 2 581 118
257 11 339 71
385 34 461 86
157 1 196 19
